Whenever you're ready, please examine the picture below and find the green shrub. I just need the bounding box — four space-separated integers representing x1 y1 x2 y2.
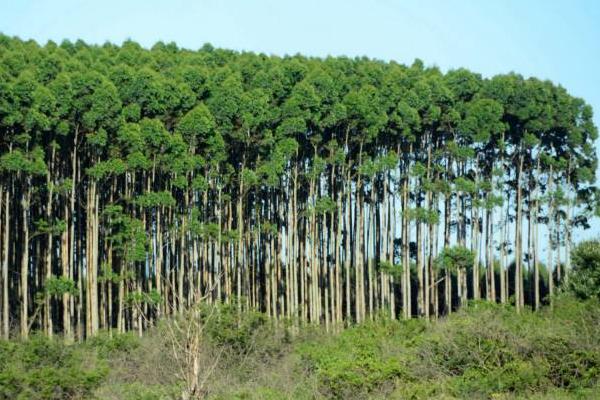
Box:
419 304 521 377
200 301 269 352
566 240 600 300
297 319 423 398
452 359 549 397
86 330 141 358
418 299 600 397
94 382 180 400
0 335 107 400
224 387 288 400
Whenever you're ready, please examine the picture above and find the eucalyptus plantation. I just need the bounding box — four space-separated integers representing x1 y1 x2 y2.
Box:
0 36 597 339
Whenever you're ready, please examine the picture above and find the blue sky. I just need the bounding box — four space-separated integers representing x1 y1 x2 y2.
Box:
1 0 600 240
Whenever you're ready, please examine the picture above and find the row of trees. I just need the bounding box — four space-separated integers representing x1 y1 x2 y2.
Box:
0 35 597 340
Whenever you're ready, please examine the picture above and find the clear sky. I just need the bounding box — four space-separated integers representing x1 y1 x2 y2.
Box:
1 0 599 240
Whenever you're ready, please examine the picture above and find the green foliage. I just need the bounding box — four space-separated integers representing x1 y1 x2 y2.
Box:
410 161 427 177
200 302 269 352
96 382 180 400
45 276 77 297
416 300 600 397
106 383 182 400
295 298 600 399
453 176 477 194
86 331 141 359
378 260 402 280
103 205 147 263
126 289 163 307
0 148 47 175
452 359 549 396
566 240 600 300
34 218 66 236
313 196 337 215
99 262 120 284
0 335 108 399
177 103 216 148
190 221 220 241
86 158 127 179
54 178 73 195
436 245 475 272
222 229 240 242
484 193 503 209
191 175 209 191
406 207 439 224
459 98 505 143
133 191 176 208
297 320 423 398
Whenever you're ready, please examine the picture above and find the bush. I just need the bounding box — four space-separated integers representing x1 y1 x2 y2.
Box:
200 301 269 352
86 330 141 358
452 359 549 397
418 299 600 397
297 319 424 398
94 382 180 400
0 335 107 400
566 240 600 300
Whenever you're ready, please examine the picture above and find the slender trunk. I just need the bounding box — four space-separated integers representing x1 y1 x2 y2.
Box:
514 153 524 313
45 145 56 337
547 164 554 308
21 183 31 339
402 150 411 319
2 184 9 338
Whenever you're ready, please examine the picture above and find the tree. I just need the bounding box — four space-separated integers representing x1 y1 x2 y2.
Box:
565 240 600 301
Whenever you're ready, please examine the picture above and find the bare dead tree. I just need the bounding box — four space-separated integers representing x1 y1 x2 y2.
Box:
164 274 223 400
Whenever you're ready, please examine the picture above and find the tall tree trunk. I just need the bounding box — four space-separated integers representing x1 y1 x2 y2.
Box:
21 183 31 339
514 153 524 313
44 145 56 337
2 184 9 338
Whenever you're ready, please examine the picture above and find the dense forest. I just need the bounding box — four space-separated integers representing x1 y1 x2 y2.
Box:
0 35 597 341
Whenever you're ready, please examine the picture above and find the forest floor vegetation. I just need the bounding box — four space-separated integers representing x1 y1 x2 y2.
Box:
1 296 599 399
